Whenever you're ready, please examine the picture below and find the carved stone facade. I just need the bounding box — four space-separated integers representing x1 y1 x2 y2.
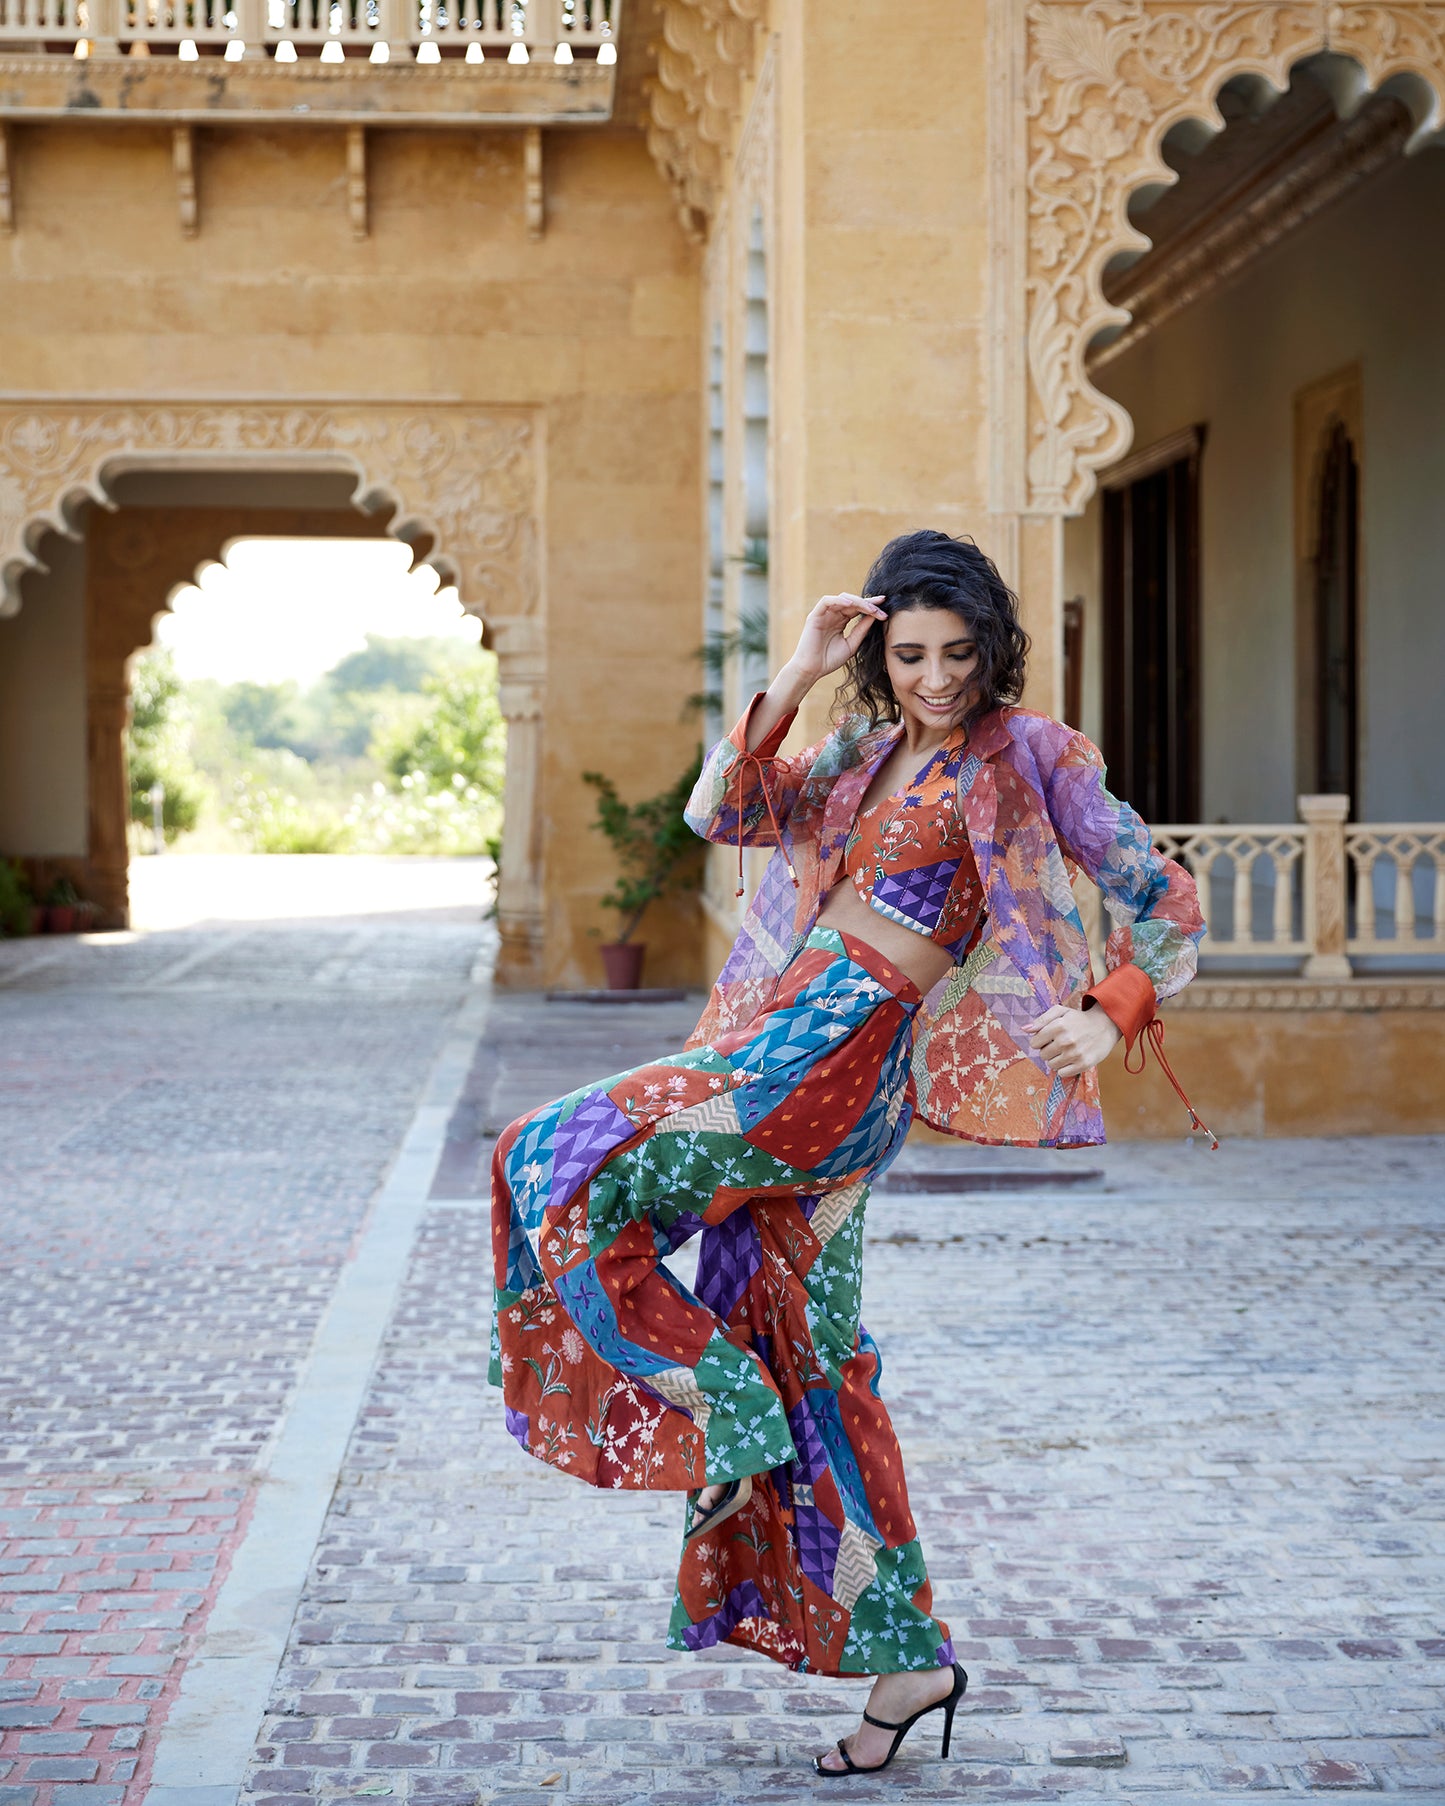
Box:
644 0 766 237
0 400 548 974
995 0 1445 516
0 400 540 619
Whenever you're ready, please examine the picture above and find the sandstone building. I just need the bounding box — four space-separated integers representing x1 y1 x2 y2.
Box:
2 1 1443 1135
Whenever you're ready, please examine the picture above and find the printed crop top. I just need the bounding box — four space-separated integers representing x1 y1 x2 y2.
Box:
838 726 987 959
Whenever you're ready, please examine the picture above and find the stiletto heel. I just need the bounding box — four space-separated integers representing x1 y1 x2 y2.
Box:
683 1473 753 1547
813 1662 968 1777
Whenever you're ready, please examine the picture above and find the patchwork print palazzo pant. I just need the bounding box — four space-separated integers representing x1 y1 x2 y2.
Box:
489 926 954 1677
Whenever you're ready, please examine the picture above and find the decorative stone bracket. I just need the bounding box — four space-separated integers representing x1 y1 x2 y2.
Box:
644 0 765 239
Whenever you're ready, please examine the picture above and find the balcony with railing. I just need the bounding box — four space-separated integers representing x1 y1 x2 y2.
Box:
1081 794 1445 1001
0 0 620 121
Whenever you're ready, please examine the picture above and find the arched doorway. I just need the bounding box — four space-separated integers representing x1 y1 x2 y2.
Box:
0 400 546 981
988 6 1445 734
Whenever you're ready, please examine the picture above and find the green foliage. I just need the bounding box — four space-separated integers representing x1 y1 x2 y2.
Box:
222 680 304 752
227 771 353 854
687 601 771 723
484 831 502 921
0 859 33 936
129 632 501 858
342 773 498 856
325 633 483 696
127 648 206 842
372 658 506 800
582 754 704 944
730 534 769 575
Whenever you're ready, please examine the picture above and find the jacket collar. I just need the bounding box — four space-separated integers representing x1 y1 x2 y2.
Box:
816 708 1013 888
965 705 1014 763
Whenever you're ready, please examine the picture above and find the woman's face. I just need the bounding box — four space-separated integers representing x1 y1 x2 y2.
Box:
883 606 980 735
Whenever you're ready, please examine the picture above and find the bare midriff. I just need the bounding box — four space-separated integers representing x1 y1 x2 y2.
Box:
814 878 958 998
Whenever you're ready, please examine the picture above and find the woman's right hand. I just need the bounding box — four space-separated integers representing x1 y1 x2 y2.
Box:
787 594 889 683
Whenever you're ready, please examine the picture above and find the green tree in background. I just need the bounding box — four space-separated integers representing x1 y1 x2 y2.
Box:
127 649 206 841
222 680 304 753
326 633 482 696
373 657 507 798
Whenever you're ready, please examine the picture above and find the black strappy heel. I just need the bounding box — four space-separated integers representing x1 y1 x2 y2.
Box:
812 1662 968 1777
683 1474 753 1548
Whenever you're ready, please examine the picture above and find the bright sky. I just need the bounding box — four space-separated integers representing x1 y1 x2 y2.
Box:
155 539 482 686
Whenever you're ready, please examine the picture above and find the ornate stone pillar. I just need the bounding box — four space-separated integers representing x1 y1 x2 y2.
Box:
1300 792 1352 980
491 616 546 988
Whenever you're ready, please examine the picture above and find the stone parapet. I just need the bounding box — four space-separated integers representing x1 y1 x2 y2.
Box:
0 52 616 122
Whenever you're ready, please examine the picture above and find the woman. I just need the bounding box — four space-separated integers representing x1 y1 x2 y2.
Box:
490 530 1205 1777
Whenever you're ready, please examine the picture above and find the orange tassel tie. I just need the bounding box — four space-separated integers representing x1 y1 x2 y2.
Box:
732 750 799 898
1125 1017 1220 1149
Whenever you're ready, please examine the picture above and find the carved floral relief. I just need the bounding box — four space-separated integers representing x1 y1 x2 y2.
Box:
1021 1 1444 514
0 401 540 621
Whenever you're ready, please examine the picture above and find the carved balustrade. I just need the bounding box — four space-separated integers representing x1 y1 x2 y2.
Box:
1346 825 1445 958
0 0 618 56
1082 796 1445 980
1149 822 1309 963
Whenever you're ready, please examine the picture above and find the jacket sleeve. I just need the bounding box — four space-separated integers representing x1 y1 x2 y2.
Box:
1044 730 1204 1050
684 692 819 849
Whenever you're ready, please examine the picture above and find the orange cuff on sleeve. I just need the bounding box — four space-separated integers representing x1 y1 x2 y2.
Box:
1083 963 1157 1053
729 691 797 760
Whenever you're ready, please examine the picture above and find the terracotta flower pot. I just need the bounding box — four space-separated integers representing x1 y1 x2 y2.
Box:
599 941 645 990
30 905 47 935
47 904 78 934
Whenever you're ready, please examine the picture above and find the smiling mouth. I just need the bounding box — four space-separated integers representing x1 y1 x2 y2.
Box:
918 694 961 710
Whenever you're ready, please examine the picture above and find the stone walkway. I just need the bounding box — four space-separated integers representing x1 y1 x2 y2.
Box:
2 876 1442 1805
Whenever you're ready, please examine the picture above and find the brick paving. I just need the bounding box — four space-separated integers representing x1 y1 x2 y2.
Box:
0 898 488 1806
4 888 1444 1804
241 989 1445 1804
0 1478 249 1800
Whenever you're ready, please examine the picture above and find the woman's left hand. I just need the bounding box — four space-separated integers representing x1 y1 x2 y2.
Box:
1025 1003 1121 1078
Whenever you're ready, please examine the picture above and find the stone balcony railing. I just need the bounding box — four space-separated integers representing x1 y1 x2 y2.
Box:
1081 795 1445 984
0 0 619 121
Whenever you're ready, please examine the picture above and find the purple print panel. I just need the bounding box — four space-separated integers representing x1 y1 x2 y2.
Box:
544 1090 636 1214
794 1503 843 1594
786 1397 828 1486
873 857 960 931
695 1212 763 1321
681 1580 770 1650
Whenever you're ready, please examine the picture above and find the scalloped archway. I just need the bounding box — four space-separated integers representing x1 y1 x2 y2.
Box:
996 1 1445 518
0 399 546 979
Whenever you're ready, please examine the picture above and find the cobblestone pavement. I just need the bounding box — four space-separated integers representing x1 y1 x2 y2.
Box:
4 874 1443 1806
239 989 1445 1806
0 873 491 1806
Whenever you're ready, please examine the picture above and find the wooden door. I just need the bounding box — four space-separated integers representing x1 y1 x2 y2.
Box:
1310 418 1360 805
1101 428 1204 823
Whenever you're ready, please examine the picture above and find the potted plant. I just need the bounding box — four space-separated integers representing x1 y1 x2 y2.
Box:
0 859 33 939
582 755 703 989
44 875 82 934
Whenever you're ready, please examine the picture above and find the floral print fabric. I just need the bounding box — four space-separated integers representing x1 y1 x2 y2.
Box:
841 722 987 956
685 699 1205 1147
489 927 954 1676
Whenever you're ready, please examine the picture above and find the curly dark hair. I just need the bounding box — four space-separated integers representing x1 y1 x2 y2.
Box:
833 529 1030 730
